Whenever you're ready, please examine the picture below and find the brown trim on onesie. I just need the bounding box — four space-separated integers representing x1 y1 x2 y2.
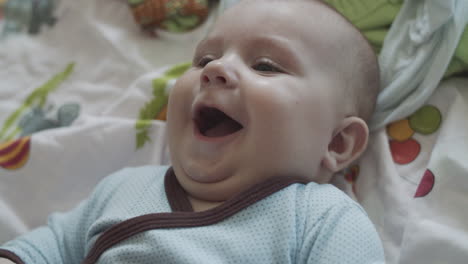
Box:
0 168 306 264
0 249 25 264
82 168 306 264
164 167 194 212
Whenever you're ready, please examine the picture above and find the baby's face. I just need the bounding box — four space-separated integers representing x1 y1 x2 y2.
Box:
167 0 346 202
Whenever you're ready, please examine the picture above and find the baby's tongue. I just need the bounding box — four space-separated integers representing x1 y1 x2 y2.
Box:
205 119 240 137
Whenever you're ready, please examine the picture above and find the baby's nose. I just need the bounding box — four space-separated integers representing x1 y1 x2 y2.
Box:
201 61 238 88
202 75 226 84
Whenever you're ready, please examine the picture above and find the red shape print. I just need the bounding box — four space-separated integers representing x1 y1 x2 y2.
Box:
389 139 421 165
344 165 359 183
0 137 31 170
415 169 435 198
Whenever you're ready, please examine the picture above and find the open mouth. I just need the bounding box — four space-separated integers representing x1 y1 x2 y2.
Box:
194 106 244 138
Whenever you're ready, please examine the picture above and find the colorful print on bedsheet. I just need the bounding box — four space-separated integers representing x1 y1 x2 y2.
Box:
344 164 360 195
387 105 442 198
135 62 190 149
0 63 77 170
414 169 435 198
17 103 80 137
0 0 57 39
0 63 76 142
128 0 210 35
0 136 31 170
387 105 442 165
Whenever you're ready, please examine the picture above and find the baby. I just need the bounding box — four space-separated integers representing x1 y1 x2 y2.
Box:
0 0 384 263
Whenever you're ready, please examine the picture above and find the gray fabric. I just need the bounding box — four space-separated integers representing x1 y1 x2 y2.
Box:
371 0 468 131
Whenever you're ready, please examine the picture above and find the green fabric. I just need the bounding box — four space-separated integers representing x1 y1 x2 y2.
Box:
447 27 468 77
323 0 401 57
135 62 191 149
324 0 402 30
323 0 468 77
362 29 388 54
0 63 74 142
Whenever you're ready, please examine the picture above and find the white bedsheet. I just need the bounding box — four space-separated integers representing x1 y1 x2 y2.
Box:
0 0 215 243
334 78 468 263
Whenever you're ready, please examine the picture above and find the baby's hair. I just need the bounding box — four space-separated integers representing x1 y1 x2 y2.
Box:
313 0 381 123
240 0 380 123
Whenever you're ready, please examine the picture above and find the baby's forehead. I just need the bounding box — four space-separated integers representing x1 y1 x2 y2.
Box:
234 2 350 56
221 0 353 48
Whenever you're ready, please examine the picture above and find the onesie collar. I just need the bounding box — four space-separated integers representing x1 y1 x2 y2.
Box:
83 167 306 264
164 167 194 212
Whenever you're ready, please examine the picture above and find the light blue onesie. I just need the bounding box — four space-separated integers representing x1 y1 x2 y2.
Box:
0 166 385 263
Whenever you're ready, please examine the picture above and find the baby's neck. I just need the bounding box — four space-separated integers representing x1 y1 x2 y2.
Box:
188 195 223 212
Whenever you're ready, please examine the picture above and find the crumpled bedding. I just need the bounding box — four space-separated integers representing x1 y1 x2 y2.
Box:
0 0 215 242
1 0 468 263
332 77 468 263
370 0 468 130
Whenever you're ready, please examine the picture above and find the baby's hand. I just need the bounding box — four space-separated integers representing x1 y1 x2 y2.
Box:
0 258 14 264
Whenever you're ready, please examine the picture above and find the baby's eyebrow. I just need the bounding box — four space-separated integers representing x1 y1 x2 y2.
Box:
245 35 303 73
247 35 300 61
194 37 223 55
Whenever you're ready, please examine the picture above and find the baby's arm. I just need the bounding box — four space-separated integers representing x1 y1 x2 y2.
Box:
299 190 385 263
0 168 131 264
0 195 97 264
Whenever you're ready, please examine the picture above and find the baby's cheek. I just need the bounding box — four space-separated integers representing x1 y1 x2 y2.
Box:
169 76 196 110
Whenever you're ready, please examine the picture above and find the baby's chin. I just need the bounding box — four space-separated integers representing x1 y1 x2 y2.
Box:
174 165 259 202
182 162 233 184
178 175 244 203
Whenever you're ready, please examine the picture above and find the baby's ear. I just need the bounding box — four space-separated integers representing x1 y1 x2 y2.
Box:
322 117 369 173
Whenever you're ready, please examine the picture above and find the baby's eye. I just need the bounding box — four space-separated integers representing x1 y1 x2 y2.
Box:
252 60 282 73
195 56 213 68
